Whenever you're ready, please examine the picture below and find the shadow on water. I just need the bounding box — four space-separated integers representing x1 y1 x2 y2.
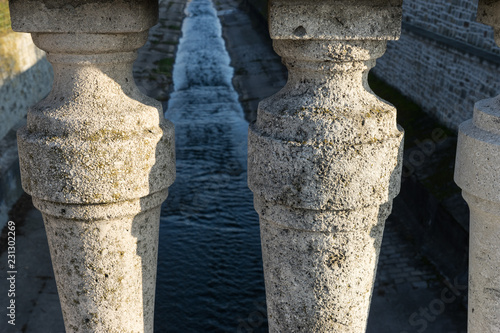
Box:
155 0 267 331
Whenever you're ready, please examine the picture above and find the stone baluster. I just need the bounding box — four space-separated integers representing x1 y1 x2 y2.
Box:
9 1 175 332
247 0 403 331
455 1 500 331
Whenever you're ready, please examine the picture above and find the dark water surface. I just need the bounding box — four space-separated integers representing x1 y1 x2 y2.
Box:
155 0 267 331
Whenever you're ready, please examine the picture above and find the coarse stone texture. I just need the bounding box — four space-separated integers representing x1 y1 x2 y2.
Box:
455 1 500 331
9 1 175 332
455 99 500 331
373 0 500 131
247 1 403 331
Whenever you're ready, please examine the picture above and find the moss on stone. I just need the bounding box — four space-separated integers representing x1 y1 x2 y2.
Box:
0 0 11 34
154 57 175 78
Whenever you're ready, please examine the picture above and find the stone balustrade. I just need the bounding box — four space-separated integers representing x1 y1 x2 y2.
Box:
248 0 403 331
9 1 175 332
7 0 500 331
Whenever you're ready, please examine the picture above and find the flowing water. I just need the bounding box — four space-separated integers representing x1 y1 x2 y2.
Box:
155 0 267 331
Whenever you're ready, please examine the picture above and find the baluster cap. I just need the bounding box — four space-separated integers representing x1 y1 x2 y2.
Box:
269 0 403 40
9 0 158 33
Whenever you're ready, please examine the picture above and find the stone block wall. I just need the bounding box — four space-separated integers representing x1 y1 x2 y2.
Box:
0 32 52 140
0 30 53 227
374 0 500 130
404 0 498 54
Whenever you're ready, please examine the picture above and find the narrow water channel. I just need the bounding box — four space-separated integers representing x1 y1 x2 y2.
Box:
155 0 267 331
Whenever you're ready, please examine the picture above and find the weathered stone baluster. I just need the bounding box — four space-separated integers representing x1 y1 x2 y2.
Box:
455 1 500 331
9 1 175 332
248 1 403 331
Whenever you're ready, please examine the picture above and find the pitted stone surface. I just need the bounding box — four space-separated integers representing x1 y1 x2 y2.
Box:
269 0 402 40
248 1 403 331
9 0 159 33
249 129 402 211
18 33 175 205
42 203 163 332
456 99 500 204
466 201 500 332
259 203 390 333
10 1 175 332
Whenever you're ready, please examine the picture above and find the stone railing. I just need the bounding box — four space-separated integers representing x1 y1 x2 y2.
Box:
6 0 500 332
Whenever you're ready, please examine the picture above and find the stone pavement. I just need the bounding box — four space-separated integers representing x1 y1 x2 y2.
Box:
368 214 467 333
0 0 467 332
0 195 63 332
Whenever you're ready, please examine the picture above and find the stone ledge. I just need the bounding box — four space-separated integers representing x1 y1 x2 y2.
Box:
403 22 500 66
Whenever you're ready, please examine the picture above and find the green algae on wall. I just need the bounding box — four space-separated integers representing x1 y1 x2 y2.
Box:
0 32 40 80
0 0 11 34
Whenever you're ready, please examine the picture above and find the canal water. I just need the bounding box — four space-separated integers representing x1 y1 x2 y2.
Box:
155 0 267 331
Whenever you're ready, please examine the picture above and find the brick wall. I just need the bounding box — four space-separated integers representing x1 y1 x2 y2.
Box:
374 0 500 130
404 0 498 54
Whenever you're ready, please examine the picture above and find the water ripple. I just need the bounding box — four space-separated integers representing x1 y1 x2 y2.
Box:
156 0 266 331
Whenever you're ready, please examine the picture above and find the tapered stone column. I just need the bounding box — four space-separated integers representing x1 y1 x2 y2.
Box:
455 1 500 331
248 1 403 331
9 1 175 332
